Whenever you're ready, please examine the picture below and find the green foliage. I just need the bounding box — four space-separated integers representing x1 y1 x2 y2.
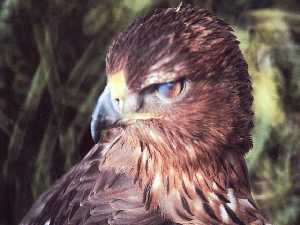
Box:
123 0 152 14
237 9 300 225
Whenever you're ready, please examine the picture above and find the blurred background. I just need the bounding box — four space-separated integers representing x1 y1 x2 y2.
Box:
0 0 299 224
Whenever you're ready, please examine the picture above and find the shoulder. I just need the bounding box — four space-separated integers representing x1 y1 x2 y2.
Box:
20 143 164 225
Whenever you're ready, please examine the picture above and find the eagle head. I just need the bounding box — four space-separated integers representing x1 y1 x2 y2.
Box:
91 6 253 165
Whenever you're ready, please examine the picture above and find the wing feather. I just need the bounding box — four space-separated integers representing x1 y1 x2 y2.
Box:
20 144 164 225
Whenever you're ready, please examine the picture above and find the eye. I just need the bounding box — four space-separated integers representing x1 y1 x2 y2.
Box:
156 80 185 99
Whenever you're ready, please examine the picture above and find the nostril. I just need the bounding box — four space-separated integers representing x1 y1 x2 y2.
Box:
114 98 123 110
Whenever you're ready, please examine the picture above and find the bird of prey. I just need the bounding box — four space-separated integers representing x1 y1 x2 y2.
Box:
20 6 272 225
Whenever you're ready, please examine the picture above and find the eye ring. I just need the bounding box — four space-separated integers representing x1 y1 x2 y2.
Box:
156 79 186 100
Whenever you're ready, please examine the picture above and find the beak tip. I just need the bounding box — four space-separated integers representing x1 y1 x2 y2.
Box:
91 118 100 143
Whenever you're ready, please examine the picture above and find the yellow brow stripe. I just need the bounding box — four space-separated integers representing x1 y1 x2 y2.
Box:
108 71 127 99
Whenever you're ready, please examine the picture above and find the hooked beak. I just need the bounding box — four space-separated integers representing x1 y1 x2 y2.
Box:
91 71 159 143
90 86 121 143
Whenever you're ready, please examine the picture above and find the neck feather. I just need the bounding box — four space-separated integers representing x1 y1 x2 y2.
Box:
101 130 267 224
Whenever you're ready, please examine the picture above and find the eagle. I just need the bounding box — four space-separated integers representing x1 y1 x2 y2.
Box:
20 6 272 225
